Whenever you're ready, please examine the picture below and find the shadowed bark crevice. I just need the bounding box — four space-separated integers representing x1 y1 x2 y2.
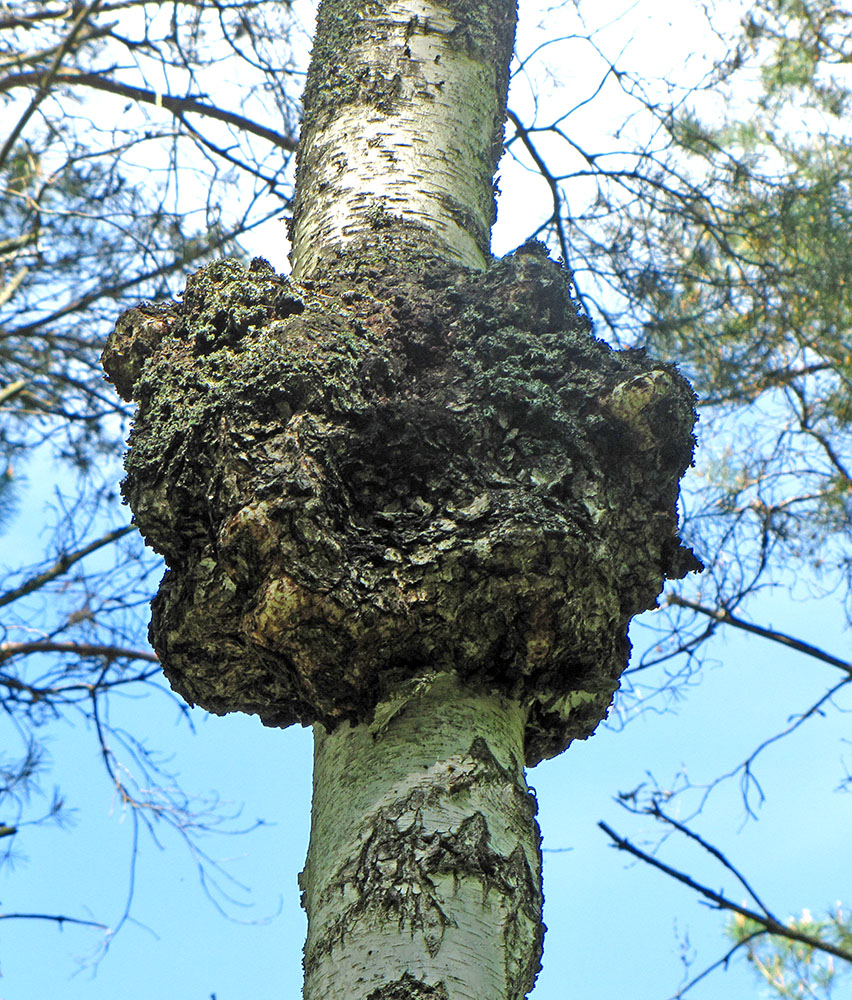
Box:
367 973 450 1000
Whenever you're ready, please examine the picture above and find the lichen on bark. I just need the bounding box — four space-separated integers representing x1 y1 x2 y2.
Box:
104 239 700 766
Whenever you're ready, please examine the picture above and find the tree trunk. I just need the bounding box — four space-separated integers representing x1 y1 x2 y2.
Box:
103 1 699 998
301 673 543 1000
289 0 517 277
293 7 544 995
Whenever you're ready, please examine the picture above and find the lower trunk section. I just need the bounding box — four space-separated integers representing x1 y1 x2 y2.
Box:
300 672 544 1000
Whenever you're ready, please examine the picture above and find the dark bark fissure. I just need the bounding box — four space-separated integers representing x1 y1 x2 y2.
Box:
367 972 450 1000
103 238 699 767
303 735 542 974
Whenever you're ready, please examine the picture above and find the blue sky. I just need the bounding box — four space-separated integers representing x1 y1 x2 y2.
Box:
2 1 850 998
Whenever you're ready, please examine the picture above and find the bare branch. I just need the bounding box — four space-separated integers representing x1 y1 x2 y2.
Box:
0 69 298 150
0 379 27 404
0 0 105 172
599 821 852 966
644 801 778 921
0 640 158 666
666 594 852 676
0 911 107 929
0 524 136 609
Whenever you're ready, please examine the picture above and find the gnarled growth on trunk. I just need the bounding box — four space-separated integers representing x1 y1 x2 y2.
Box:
105 244 698 765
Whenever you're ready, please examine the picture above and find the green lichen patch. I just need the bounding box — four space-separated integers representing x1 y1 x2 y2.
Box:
301 0 400 122
111 246 699 766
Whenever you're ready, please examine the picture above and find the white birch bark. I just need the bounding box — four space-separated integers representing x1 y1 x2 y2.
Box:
290 0 516 277
301 673 543 1000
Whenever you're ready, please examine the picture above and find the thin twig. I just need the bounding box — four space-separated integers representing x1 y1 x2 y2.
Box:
599 822 852 965
0 911 107 929
666 594 852 675
645 802 777 920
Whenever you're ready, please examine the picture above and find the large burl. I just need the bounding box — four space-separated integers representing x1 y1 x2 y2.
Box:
103 242 700 766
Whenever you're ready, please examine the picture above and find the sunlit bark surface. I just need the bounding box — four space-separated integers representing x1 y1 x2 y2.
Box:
290 0 516 276
302 673 543 1000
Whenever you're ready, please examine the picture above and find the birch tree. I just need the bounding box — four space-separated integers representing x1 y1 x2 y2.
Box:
103 1 698 997
1 0 846 994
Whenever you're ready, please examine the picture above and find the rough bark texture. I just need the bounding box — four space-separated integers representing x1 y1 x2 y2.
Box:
301 673 542 1000
103 239 700 767
289 0 517 276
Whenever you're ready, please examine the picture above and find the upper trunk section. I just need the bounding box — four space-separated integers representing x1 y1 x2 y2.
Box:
289 0 517 277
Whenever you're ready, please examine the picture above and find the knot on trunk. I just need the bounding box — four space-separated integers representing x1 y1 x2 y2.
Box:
106 248 700 765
